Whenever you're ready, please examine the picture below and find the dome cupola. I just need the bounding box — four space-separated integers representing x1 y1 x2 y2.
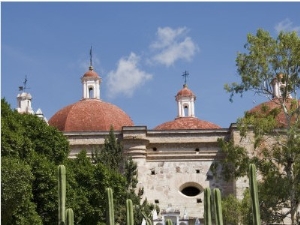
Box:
155 71 220 130
49 48 134 132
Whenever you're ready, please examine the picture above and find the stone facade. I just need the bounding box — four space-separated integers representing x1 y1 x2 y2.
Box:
65 125 240 224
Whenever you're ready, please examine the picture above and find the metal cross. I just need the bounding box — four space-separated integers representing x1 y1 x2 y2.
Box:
182 71 189 85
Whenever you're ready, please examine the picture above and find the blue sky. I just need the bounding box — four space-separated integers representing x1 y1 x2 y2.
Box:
2 2 300 129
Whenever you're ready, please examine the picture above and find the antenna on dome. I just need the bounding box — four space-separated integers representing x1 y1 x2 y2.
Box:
19 75 29 92
182 70 189 86
89 45 93 69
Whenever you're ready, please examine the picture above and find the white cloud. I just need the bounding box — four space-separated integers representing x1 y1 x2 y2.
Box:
275 18 300 33
150 27 199 67
106 53 153 98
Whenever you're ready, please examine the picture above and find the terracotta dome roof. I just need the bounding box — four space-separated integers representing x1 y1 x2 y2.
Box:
154 117 221 130
48 99 133 132
82 66 100 78
176 84 196 99
248 98 299 128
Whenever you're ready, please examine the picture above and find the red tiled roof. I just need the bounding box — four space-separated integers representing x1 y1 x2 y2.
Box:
48 99 133 132
82 69 100 78
249 98 300 127
83 66 100 78
154 117 221 130
176 85 196 98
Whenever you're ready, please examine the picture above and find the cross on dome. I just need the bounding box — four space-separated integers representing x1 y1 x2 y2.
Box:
182 70 189 86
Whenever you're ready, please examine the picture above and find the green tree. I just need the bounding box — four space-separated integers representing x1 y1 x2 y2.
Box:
1 156 42 225
221 29 300 225
92 127 156 224
93 126 124 171
1 98 70 224
222 194 241 225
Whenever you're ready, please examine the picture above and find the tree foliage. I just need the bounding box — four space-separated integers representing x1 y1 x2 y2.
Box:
91 127 155 224
220 29 300 225
1 99 154 224
1 98 70 224
225 29 300 103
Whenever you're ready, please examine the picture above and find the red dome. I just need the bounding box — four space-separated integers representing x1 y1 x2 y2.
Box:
82 66 100 78
48 99 133 132
176 85 196 99
249 98 299 127
154 117 220 130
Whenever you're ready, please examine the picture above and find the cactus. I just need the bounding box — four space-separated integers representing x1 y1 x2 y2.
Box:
213 188 223 225
106 188 115 225
166 218 173 225
141 211 153 225
126 199 134 225
66 208 74 225
204 188 212 225
58 165 66 225
249 164 261 225
145 217 153 225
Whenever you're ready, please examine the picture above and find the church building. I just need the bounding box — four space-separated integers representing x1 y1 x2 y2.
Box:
16 59 296 225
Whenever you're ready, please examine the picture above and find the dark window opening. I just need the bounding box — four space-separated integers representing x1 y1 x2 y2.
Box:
195 148 200 152
196 169 200 174
89 87 94 98
152 147 157 151
154 199 159 204
181 186 201 197
197 198 202 203
184 106 189 117
151 170 155 175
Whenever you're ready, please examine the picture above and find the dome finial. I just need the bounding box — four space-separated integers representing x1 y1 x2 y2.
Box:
182 70 189 87
89 45 93 70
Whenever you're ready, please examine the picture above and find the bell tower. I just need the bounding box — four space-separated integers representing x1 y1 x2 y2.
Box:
16 76 34 114
81 47 101 100
175 71 196 118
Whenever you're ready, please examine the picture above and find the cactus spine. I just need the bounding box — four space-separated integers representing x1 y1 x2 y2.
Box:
66 208 74 225
58 165 66 225
249 164 261 225
204 188 212 225
126 199 134 225
106 188 115 225
213 188 223 225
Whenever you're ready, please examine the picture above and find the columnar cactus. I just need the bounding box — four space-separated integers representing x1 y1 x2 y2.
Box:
249 164 261 225
126 199 134 225
141 212 153 225
204 188 212 225
66 208 74 225
213 188 223 225
166 218 173 225
106 188 115 225
58 165 66 225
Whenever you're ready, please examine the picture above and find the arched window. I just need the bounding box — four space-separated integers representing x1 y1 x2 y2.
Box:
88 86 94 98
183 104 189 117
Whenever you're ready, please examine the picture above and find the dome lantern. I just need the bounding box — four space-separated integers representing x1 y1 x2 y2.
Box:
154 71 220 130
81 46 102 100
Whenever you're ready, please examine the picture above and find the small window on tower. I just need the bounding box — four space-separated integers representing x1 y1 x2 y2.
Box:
184 105 189 117
89 87 94 99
